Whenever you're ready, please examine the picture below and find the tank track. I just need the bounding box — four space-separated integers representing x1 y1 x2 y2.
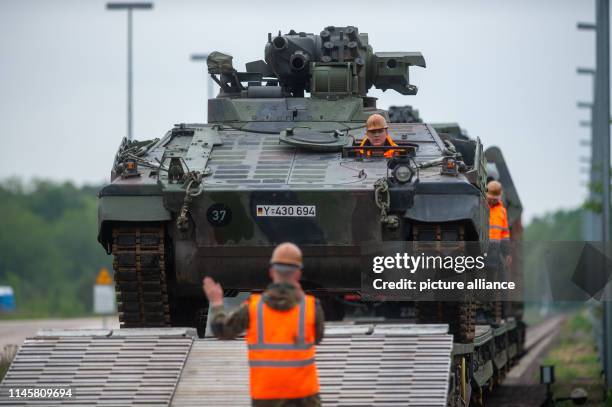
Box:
412 223 476 342
112 224 170 327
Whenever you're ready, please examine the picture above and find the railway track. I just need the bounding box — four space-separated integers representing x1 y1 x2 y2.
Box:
522 315 566 352
504 314 566 385
485 315 567 407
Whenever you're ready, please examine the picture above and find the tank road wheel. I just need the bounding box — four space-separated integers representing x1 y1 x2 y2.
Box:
413 223 476 343
112 224 170 328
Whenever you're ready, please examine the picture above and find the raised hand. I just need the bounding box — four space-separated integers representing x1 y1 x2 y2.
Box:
203 276 224 307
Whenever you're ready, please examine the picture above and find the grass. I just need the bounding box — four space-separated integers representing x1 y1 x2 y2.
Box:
0 360 9 382
0 311 100 321
541 308 610 406
522 303 548 326
0 344 18 382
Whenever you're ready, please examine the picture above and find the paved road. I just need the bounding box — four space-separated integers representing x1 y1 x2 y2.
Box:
0 316 120 351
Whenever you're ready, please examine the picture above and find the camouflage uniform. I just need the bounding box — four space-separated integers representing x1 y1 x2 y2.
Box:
211 283 325 407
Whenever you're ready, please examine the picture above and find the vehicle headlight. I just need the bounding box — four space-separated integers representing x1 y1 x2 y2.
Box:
393 164 413 183
441 157 459 176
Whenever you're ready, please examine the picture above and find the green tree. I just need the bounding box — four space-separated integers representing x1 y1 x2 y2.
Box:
0 179 111 318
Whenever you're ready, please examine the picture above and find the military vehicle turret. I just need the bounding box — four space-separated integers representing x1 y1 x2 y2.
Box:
98 26 490 342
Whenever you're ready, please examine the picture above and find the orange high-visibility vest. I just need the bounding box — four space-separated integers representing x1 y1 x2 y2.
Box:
489 202 510 241
359 134 398 158
246 293 319 400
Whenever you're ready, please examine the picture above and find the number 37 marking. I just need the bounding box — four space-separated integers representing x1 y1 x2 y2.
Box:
206 204 232 226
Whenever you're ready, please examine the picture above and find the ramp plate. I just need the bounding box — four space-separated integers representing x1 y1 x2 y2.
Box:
1 324 453 406
0 328 195 406
172 323 453 406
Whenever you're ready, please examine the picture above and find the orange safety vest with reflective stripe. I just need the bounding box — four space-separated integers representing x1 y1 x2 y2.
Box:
489 202 510 241
246 293 319 400
359 134 398 158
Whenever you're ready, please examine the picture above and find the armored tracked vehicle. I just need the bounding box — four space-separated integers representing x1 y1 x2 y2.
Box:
98 26 493 343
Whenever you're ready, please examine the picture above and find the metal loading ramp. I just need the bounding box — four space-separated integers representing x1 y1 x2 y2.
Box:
172 323 453 407
0 323 453 406
0 328 195 406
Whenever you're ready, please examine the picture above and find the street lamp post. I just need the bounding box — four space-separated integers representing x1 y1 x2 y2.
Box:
191 53 216 122
578 0 612 390
595 0 612 390
106 2 153 141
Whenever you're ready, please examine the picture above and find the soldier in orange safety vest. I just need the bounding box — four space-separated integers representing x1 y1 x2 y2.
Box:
203 242 325 407
487 180 511 264
358 113 398 158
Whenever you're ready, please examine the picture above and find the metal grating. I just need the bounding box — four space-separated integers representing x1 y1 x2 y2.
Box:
171 323 453 406
203 127 448 189
288 155 332 184
170 340 250 406
252 138 294 184
318 333 452 406
0 329 195 406
0 324 452 406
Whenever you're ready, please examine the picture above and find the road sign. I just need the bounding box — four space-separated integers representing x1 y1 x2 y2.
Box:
96 268 113 285
94 268 115 315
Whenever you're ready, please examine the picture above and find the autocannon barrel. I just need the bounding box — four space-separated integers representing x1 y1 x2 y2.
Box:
263 26 426 97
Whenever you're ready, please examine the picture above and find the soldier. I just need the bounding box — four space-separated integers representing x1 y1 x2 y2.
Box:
358 113 398 157
487 180 511 259
487 180 512 322
202 242 325 407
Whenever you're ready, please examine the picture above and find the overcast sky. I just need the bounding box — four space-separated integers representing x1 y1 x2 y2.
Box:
0 0 599 221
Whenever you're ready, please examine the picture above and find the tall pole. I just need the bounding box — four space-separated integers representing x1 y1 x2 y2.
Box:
596 0 612 390
578 0 611 388
127 8 133 141
598 0 610 253
106 2 153 141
